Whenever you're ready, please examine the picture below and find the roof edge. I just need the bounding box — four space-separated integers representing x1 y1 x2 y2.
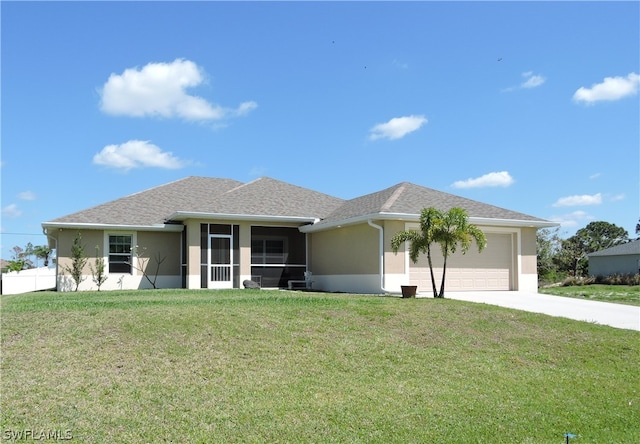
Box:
299 213 559 233
167 211 319 224
42 222 185 232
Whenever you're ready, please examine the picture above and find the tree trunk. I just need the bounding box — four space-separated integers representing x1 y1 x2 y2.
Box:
426 246 438 298
438 243 449 298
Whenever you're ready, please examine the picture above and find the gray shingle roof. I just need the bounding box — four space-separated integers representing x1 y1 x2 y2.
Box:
45 176 344 227
588 239 640 257
47 177 243 226
44 177 551 230
199 177 345 219
317 182 548 225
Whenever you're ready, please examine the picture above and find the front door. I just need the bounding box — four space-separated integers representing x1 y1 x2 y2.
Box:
209 235 233 289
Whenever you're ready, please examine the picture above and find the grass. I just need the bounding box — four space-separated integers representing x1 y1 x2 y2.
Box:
539 284 640 306
1 289 639 443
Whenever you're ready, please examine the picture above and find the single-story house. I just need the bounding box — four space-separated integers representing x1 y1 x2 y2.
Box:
42 176 557 294
588 239 640 277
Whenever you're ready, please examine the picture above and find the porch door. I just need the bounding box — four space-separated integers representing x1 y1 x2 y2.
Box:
209 235 233 289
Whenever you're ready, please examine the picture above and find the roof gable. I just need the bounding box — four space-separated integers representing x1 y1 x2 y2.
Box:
317 182 548 226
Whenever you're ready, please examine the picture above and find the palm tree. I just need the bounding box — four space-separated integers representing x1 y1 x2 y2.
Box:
391 207 441 298
32 245 53 267
434 208 486 298
391 207 487 298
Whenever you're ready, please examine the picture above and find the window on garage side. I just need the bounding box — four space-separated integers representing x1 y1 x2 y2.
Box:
109 234 132 273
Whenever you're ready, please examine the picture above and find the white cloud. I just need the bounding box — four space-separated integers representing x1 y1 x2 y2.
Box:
451 171 515 189
236 101 258 116
393 59 409 70
18 191 36 201
549 210 594 228
93 140 189 171
369 115 427 141
610 193 625 202
521 71 545 88
502 71 545 92
573 72 640 104
589 173 601 180
99 59 257 121
2 204 22 218
552 193 602 207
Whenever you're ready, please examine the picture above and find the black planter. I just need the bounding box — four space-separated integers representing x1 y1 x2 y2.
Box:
401 285 417 298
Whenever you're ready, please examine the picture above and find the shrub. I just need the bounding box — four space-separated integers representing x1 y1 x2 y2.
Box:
567 274 640 286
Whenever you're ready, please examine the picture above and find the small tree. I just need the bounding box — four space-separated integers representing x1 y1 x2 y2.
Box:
126 245 167 289
61 233 87 291
537 227 563 284
32 245 53 267
391 207 441 297
392 207 486 298
6 259 25 273
7 246 28 272
89 245 108 291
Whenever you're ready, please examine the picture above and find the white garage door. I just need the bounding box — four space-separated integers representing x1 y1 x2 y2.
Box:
409 232 513 291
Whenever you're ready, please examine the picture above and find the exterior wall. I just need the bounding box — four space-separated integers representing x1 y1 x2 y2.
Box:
137 231 182 275
383 220 406 275
185 219 202 289
309 223 378 276
589 254 640 276
519 227 538 292
308 220 405 294
55 229 103 291
54 228 182 292
312 274 381 294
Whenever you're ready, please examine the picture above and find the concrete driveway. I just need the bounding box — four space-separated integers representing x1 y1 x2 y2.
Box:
436 291 640 331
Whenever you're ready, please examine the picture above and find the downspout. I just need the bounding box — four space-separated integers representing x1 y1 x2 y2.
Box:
367 219 400 295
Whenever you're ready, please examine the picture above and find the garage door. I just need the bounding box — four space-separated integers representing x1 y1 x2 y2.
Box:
409 232 513 291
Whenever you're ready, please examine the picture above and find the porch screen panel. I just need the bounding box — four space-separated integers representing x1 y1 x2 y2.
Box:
250 226 307 288
181 227 187 288
200 224 208 288
233 225 240 288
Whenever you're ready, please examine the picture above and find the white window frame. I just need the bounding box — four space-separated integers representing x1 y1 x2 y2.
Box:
104 232 138 275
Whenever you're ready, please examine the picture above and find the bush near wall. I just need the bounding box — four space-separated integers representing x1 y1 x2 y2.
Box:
561 274 640 286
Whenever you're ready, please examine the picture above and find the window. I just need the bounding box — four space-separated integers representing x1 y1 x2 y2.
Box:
109 235 132 273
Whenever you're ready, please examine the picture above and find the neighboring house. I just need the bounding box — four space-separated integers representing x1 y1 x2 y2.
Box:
42 176 556 294
588 239 640 277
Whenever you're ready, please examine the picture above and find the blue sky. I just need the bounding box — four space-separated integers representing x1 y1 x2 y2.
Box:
1 1 639 261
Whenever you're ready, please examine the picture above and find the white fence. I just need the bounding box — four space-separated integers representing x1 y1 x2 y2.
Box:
1 267 56 295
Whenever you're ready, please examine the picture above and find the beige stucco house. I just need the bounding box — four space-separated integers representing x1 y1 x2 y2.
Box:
42 176 556 294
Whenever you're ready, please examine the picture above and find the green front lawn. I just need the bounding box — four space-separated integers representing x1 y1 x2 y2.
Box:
539 284 640 306
1 290 638 443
